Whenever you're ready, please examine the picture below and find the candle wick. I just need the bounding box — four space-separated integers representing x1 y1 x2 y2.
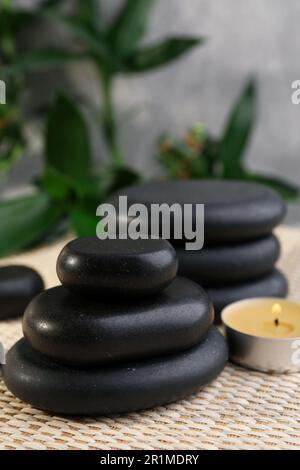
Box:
275 318 279 327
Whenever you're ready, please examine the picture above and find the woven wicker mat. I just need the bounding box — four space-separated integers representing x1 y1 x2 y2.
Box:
0 226 300 450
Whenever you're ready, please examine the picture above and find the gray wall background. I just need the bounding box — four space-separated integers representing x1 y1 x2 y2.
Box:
5 0 300 190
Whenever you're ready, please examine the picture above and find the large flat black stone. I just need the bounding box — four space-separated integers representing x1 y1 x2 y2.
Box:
23 278 213 365
57 237 177 297
109 180 286 244
3 327 228 415
207 269 288 317
176 235 280 286
0 266 44 320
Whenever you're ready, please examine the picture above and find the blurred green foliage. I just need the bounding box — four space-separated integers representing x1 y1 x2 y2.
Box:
0 0 202 256
0 1 26 175
0 1 297 258
158 79 299 201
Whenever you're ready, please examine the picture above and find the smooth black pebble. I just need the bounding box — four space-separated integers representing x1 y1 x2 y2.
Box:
176 235 280 286
23 277 214 365
3 327 228 415
207 269 288 317
109 180 286 243
0 266 44 320
57 237 178 297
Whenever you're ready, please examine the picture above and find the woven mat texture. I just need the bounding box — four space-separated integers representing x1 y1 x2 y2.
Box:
0 227 300 450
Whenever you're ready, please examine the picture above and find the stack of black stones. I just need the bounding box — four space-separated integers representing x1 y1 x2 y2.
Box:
3 238 228 415
109 180 288 320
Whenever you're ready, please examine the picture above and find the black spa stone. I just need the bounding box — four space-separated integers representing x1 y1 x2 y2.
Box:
109 180 286 243
57 237 177 297
0 266 44 320
207 269 288 318
3 327 228 415
23 278 213 365
176 235 280 286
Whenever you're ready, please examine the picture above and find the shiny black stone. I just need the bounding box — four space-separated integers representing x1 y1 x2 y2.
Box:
108 180 286 243
57 237 178 297
0 266 44 320
23 278 213 365
176 235 280 286
3 327 228 415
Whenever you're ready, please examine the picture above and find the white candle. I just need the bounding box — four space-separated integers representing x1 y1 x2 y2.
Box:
222 298 300 374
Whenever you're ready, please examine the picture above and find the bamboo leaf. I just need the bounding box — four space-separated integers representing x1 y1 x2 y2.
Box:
45 93 92 194
2 49 87 77
77 0 102 33
220 79 257 178
244 173 299 201
71 205 98 237
109 0 154 58
126 37 203 72
40 11 122 71
0 192 63 257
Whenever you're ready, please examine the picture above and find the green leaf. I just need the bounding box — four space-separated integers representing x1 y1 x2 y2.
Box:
109 0 154 58
45 93 92 194
0 7 38 62
126 37 203 72
71 206 98 237
0 110 25 174
0 192 63 257
220 78 257 178
77 0 102 33
69 167 139 235
83 166 142 203
0 140 24 174
40 11 122 72
42 166 77 201
0 7 36 36
2 49 87 77
244 173 299 201
103 166 142 195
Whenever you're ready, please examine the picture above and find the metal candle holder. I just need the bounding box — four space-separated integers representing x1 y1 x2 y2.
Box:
221 298 300 374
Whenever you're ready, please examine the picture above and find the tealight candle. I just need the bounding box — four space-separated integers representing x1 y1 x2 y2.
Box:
221 298 300 374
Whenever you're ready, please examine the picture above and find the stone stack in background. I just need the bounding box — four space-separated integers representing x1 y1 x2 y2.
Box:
110 180 288 320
